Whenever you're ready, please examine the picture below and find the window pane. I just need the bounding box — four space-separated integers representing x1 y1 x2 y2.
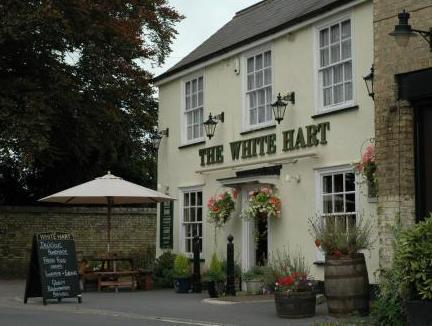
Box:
323 88 332 106
247 57 254 73
255 54 263 70
323 175 332 193
266 104 272 121
197 208 202 221
250 108 257 125
199 224 202 237
192 93 197 108
193 124 198 138
323 69 332 87
185 82 191 95
256 70 263 88
185 96 190 110
264 68 271 85
198 77 203 91
264 51 271 67
330 44 340 63
265 87 272 104
334 174 343 192
341 20 351 39
197 192 202 205
330 24 340 43
333 64 343 83
198 91 203 106
323 195 333 213
258 106 265 123
334 84 343 104
345 82 352 101
258 89 265 105
184 193 189 206
186 239 191 253
247 74 254 91
184 208 189 222
341 40 351 59
345 173 355 191
334 194 344 212
192 79 197 93
346 193 356 212
191 192 196 205
320 29 329 47
249 92 256 108
344 62 352 81
187 126 192 140
320 48 329 67
190 207 196 222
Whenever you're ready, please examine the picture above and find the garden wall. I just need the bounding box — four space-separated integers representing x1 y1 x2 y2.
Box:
0 206 156 277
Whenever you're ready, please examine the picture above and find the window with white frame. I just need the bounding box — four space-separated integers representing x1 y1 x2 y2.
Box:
318 18 353 110
181 189 203 254
184 76 204 141
246 50 272 127
319 169 357 232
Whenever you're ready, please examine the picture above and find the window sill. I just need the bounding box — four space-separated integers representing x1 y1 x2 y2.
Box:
240 124 276 135
311 105 359 119
178 140 206 149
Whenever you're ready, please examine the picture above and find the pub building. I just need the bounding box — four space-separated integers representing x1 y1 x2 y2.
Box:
154 0 379 281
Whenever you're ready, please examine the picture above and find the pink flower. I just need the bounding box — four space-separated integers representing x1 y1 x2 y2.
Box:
232 191 238 199
248 191 255 196
361 144 375 164
260 187 270 194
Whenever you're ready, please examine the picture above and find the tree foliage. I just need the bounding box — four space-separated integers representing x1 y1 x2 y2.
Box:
0 0 182 204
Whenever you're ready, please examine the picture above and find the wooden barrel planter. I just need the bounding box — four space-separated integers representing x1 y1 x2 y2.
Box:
274 291 316 318
325 253 369 316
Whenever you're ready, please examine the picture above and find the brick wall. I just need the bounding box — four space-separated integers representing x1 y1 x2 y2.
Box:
373 1 432 268
0 206 156 277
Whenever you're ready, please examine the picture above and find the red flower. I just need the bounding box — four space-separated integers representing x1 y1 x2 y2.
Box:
315 239 321 247
277 276 294 286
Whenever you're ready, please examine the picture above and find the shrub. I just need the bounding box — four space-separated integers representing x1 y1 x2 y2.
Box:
269 247 310 277
208 253 225 282
152 251 176 288
394 214 432 300
308 214 374 256
130 245 156 271
173 254 191 278
242 266 265 281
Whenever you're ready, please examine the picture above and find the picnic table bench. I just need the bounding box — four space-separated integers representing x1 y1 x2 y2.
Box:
95 270 139 291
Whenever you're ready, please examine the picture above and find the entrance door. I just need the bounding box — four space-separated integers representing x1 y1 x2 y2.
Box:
415 105 432 220
255 213 268 266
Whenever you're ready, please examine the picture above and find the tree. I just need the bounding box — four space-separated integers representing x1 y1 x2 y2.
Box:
0 0 182 204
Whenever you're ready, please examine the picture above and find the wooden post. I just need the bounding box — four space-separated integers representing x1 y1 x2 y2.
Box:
226 234 236 296
192 235 202 293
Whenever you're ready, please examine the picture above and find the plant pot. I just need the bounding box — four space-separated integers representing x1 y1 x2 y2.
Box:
245 280 264 294
324 253 369 316
174 277 191 293
137 271 153 290
207 280 224 298
405 300 432 326
274 291 316 318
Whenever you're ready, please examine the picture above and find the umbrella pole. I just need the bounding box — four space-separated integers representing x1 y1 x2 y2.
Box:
107 197 113 254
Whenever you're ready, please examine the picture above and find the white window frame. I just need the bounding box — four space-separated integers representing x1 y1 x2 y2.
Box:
241 45 275 132
178 186 203 257
314 13 355 114
314 165 359 260
181 74 205 145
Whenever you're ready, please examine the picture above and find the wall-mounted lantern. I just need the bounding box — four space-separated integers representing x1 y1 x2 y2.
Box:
204 112 224 139
271 92 295 124
389 10 431 51
152 128 169 150
363 65 375 100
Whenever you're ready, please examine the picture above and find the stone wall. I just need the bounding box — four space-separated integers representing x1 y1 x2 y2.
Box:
0 206 156 277
373 1 432 268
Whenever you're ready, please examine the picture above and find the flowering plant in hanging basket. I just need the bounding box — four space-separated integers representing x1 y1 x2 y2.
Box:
207 191 237 227
240 186 281 220
355 142 377 197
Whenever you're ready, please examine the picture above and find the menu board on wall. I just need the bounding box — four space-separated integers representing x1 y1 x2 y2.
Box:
24 232 82 305
160 201 173 249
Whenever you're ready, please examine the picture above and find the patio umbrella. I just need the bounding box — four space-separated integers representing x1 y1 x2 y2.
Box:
39 171 175 252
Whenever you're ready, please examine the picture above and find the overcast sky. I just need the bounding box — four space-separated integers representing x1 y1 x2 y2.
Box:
150 0 262 77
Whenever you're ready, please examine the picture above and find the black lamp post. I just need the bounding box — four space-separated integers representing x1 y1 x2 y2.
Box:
152 128 169 150
271 92 295 124
363 65 374 100
389 10 431 51
204 112 224 139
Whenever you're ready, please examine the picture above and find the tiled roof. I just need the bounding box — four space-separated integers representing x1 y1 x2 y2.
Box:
154 0 355 82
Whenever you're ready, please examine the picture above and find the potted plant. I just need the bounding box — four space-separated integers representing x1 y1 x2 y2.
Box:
394 215 432 326
309 215 374 316
173 254 191 293
240 186 281 221
207 190 237 227
242 266 265 294
355 141 377 198
207 253 225 298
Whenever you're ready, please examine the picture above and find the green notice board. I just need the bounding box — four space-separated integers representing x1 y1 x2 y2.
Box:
160 201 173 249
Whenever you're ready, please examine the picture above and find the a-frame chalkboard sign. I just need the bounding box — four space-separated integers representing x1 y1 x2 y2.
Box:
24 232 82 305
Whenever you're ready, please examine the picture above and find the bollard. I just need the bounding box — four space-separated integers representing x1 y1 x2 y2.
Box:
225 234 236 296
192 235 202 293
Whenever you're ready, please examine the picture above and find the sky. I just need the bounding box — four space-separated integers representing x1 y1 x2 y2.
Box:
149 0 262 77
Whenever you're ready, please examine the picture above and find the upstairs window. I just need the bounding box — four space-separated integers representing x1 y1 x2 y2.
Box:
184 76 204 142
318 19 353 111
246 50 272 128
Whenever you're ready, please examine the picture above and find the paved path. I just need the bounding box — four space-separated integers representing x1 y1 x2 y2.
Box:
0 280 345 326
